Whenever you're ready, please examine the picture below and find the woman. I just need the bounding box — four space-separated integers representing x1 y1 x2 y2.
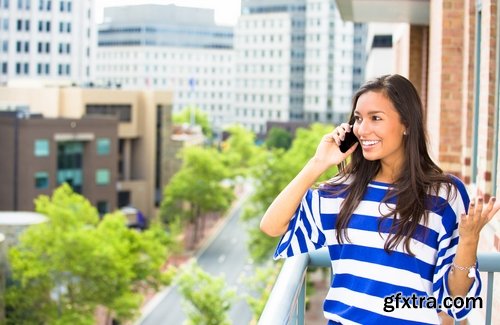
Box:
260 74 498 324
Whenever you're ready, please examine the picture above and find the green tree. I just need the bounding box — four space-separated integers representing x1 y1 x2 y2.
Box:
6 184 174 325
221 124 265 177
173 106 212 138
160 146 234 247
243 123 337 262
175 261 236 325
265 127 292 150
241 262 279 321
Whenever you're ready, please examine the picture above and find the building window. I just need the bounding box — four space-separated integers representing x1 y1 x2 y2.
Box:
96 138 111 155
2 18 8 30
34 139 50 156
96 169 110 185
96 201 109 215
86 104 132 122
35 172 49 189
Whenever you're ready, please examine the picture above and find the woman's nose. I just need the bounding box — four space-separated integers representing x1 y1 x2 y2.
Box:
356 120 370 136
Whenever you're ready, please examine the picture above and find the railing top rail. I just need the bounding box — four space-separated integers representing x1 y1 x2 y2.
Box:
258 253 310 325
259 248 500 325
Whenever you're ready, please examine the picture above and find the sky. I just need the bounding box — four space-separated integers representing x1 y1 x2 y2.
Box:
96 0 242 26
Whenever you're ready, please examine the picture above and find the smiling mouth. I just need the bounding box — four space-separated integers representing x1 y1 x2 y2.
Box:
361 140 380 147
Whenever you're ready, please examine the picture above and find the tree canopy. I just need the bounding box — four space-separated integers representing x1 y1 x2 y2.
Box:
175 261 236 325
220 124 265 177
6 184 173 325
173 107 212 138
264 127 292 150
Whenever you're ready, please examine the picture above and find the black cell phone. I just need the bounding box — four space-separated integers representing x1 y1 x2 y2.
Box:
339 126 358 153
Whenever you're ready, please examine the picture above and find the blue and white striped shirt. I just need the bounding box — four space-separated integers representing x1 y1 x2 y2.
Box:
274 176 481 325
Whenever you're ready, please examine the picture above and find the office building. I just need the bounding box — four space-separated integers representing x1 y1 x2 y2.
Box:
235 0 366 135
0 0 96 85
0 85 173 218
95 4 234 131
0 111 118 212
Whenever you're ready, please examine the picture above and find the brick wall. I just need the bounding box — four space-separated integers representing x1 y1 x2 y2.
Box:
461 0 476 184
439 0 468 177
408 25 429 112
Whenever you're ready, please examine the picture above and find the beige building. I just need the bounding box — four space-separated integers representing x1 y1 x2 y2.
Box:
336 0 500 323
0 85 173 219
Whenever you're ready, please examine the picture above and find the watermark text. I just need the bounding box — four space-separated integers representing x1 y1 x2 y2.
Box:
383 293 483 312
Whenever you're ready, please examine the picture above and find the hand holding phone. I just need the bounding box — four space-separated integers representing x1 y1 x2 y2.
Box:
339 125 358 153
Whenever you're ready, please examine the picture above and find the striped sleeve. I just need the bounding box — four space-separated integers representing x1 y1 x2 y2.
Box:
432 178 481 320
273 188 326 259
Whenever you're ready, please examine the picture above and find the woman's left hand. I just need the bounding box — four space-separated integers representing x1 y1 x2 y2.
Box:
459 196 500 242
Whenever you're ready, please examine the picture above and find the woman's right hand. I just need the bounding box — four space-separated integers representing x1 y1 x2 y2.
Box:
312 123 358 170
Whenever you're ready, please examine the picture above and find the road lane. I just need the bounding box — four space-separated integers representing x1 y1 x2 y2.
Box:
137 187 254 325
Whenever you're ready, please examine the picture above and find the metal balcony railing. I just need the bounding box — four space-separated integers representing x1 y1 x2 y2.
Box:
258 248 500 325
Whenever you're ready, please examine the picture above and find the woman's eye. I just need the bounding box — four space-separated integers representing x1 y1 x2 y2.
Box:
354 116 362 123
372 116 382 121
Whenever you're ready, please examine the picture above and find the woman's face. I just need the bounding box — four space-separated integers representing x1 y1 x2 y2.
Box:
352 91 406 169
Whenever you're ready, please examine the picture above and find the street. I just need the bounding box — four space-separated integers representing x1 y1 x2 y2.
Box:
136 189 254 325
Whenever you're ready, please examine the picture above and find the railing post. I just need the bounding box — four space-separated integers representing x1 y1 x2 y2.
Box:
485 271 494 325
297 276 306 324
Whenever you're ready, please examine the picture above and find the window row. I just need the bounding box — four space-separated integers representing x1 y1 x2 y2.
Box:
236 35 285 44
234 93 285 104
16 19 30 31
59 0 71 12
236 64 287 74
239 19 286 29
38 0 52 11
95 64 233 75
0 62 73 75
235 108 282 119
240 49 285 59
38 20 51 32
0 19 71 33
34 138 111 156
17 0 30 10
97 51 233 62
235 79 284 88
97 77 233 89
34 169 111 189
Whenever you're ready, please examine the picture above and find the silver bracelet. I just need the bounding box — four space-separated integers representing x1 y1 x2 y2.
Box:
451 260 477 279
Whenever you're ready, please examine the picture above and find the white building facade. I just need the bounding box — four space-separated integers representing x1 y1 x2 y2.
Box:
236 0 365 133
233 12 292 134
95 5 234 131
95 2 366 135
0 0 96 85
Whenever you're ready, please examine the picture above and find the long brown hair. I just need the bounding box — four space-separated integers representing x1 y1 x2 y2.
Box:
331 74 455 255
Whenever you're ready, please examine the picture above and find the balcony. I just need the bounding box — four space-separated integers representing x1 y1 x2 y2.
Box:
335 0 430 25
259 248 500 325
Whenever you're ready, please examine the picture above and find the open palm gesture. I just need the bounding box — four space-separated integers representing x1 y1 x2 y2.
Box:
460 196 500 241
